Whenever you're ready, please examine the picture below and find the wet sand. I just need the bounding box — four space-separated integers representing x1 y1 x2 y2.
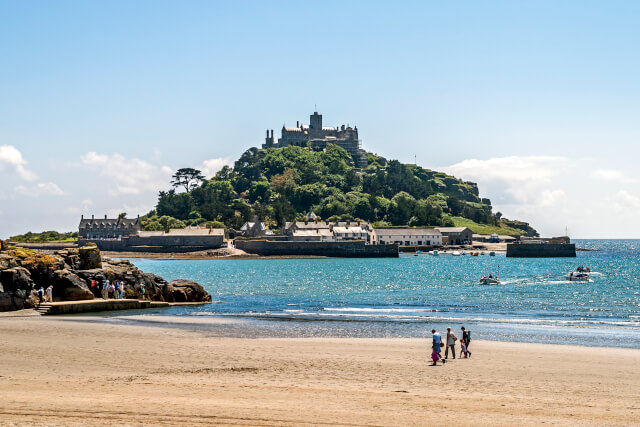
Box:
0 316 638 426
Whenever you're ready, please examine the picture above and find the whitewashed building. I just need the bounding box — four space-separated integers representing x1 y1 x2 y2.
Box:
374 228 443 246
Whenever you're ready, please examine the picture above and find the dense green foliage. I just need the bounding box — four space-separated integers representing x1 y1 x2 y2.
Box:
147 144 535 234
9 231 78 243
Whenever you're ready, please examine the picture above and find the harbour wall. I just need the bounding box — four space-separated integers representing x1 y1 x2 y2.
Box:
506 243 576 258
77 237 223 252
235 240 399 258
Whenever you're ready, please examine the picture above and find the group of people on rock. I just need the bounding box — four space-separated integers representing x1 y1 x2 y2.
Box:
430 326 472 365
94 279 125 300
91 279 146 300
36 285 53 304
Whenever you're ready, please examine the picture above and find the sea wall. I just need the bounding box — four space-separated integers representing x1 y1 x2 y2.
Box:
78 235 223 252
235 240 398 258
506 243 576 258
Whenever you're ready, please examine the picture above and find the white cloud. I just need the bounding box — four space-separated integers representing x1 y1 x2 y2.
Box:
0 145 37 181
591 169 635 183
445 156 566 183
443 156 568 207
15 182 66 196
201 157 231 178
81 152 172 196
614 190 640 208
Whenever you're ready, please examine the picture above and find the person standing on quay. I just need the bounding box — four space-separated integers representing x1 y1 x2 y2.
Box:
461 327 472 358
445 327 457 359
45 285 53 303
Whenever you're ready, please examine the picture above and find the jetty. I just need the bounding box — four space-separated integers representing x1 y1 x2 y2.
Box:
33 299 210 315
506 236 576 257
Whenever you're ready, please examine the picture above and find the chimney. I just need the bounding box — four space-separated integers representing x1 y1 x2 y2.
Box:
266 129 269 138
297 121 299 127
271 129 274 138
105 214 108 219
91 214 94 221
81 214 84 220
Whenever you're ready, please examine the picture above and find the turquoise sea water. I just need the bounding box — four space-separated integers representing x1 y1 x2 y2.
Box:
124 240 640 348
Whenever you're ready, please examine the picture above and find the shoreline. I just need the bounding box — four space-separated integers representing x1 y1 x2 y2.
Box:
1 316 638 426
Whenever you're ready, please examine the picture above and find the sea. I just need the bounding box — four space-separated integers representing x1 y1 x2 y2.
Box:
111 239 640 348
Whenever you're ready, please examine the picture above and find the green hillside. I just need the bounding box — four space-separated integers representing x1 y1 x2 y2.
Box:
451 217 533 236
145 144 538 235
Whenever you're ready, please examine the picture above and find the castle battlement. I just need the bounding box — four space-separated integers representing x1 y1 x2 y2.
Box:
263 111 367 168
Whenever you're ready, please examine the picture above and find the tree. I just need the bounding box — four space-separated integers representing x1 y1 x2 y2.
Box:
171 168 205 193
118 212 127 219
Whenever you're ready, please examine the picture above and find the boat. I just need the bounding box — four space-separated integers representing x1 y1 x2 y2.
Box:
461 250 467 256
452 251 461 256
428 250 439 256
471 252 479 256
479 276 501 285
567 267 591 281
489 251 496 256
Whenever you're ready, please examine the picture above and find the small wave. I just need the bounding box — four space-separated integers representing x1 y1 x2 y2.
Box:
223 311 640 328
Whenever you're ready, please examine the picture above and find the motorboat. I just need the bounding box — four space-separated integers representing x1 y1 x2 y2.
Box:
489 251 496 256
452 251 461 256
461 250 467 256
566 266 591 281
428 250 439 256
479 276 501 285
566 272 590 281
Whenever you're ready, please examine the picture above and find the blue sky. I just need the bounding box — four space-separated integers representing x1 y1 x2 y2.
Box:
1 1 639 238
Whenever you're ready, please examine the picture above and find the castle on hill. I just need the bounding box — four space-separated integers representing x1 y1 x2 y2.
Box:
262 111 368 168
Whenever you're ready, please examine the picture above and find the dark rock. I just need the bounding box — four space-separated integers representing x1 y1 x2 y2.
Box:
52 269 94 301
163 280 212 303
0 239 7 251
78 243 102 270
0 267 34 293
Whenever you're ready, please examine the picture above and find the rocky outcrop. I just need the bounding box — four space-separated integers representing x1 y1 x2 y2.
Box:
0 245 211 311
0 239 7 251
52 269 95 301
163 280 212 303
78 243 102 270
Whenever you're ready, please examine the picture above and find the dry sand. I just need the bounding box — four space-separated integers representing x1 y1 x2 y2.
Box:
1 316 639 426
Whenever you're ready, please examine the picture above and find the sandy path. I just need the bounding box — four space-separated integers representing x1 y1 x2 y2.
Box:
1 317 638 426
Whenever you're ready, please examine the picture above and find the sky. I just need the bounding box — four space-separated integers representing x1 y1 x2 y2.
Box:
1 0 639 238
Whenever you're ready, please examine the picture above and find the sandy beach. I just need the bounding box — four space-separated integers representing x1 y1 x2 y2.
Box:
0 316 638 426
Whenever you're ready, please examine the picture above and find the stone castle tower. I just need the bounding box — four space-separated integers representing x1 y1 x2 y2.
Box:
262 111 367 168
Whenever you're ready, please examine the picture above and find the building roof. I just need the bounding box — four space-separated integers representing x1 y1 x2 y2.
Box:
434 227 471 233
167 227 225 236
374 228 442 236
138 231 164 237
79 216 139 229
240 222 266 231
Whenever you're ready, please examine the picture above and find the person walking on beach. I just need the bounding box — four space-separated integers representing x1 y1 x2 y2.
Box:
461 327 472 358
445 327 457 359
431 329 445 365
45 285 53 303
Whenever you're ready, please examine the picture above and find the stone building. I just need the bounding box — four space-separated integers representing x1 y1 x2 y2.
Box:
374 228 443 246
262 111 368 168
78 215 141 240
434 227 473 245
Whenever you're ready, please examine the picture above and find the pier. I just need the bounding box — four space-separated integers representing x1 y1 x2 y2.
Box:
33 299 209 315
